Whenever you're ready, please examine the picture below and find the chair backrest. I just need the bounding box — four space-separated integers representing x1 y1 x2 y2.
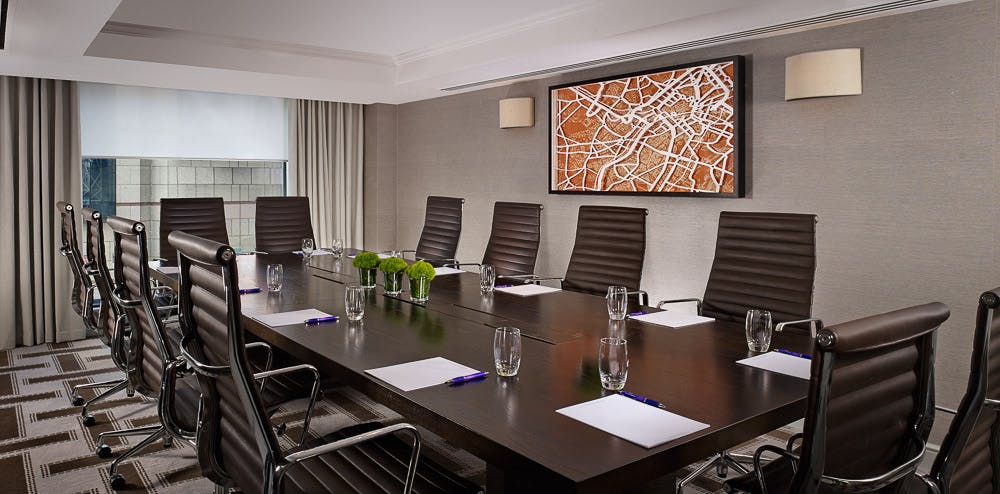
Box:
792 302 949 493
107 215 174 398
170 231 276 494
481 202 543 276
562 205 647 296
255 196 314 253
415 196 464 263
160 197 229 263
701 211 817 323
81 207 119 345
56 201 95 325
927 288 1000 494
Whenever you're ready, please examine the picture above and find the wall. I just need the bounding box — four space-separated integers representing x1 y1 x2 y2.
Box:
370 0 1000 441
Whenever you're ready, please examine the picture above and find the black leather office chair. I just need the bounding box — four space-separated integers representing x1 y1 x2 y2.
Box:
667 211 818 488
255 196 314 254
505 205 648 303
69 207 134 424
159 197 229 262
445 201 543 276
403 196 464 265
904 288 1000 494
724 302 950 494
169 230 483 494
56 201 98 335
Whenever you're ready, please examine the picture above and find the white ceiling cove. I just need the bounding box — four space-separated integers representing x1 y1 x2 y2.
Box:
0 0 969 103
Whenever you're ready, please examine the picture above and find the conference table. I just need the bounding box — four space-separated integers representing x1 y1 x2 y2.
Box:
150 251 811 493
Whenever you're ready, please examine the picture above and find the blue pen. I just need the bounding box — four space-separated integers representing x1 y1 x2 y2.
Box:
445 371 488 385
627 310 648 317
239 287 262 295
620 390 668 410
494 284 514 289
305 316 338 325
775 349 812 360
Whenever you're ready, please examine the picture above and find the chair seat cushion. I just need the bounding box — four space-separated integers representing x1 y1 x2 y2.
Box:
172 375 201 432
282 423 483 494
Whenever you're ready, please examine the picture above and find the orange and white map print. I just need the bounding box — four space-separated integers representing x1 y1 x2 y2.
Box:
550 60 738 194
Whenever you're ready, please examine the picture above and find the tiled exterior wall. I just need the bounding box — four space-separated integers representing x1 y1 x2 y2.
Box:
108 158 286 257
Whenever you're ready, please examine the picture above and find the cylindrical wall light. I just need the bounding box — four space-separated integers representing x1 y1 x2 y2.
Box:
499 97 534 128
785 48 862 101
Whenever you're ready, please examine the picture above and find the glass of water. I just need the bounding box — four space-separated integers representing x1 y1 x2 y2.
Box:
480 264 496 293
345 285 366 321
599 337 628 391
606 286 628 321
494 327 522 377
266 264 283 293
301 238 315 261
745 309 774 352
330 239 344 258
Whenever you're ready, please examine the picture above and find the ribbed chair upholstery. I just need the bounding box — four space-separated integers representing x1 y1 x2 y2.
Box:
701 211 817 323
159 197 229 262
99 215 202 489
725 302 950 494
68 207 133 423
413 196 464 264
169 231 482 494
906 288 1000 494
480 202 542 276
255 196 314 253
562 205 647 296
56 201 97 333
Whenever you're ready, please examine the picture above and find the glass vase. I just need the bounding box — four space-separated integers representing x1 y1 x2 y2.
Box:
358 267 377 288
408 276 430 303
383 271 404 296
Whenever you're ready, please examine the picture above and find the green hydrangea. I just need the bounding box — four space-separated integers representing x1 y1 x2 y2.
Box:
378 256 408 273
352 251 381 269
405 260 436 281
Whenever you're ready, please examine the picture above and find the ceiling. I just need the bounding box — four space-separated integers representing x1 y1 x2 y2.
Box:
0 0 967 104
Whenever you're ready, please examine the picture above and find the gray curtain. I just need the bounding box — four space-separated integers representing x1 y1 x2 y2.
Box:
289 100 364 249
0 77 83 349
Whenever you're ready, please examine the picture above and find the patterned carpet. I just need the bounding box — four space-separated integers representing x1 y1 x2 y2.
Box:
0 339 795 493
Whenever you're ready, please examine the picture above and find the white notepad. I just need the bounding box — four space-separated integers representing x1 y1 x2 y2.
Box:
156 266 180 275
629 311 714 328
433 267 465 276
365 357 480 392
495 284 562 297
294 249 332 256
251 309 333 328
557 394 710 449
346 253 391 259
737 352 811 379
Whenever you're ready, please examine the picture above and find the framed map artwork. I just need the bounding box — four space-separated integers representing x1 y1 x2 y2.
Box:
549 56 744 197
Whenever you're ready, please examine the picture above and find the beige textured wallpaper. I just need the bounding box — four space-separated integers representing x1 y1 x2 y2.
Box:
366 0 1000 443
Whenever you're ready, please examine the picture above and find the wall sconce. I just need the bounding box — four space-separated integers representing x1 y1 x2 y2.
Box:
785 48 862 101
499 97 534 128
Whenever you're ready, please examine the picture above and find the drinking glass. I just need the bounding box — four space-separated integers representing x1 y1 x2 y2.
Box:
599 337 628 391
480 264 496 293
745 309 774 352
345 285 366 321
266 264 283 293
330 239 344 258
494 327 522 377
606 286 628 321
301 238 315 261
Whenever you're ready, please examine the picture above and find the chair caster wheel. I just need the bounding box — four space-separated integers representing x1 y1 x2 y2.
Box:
82 414 96 426
717 463 728 478
96 444 112 458
275 423 287 436
110 474 126 490
162 436 173 448
71 395 84 406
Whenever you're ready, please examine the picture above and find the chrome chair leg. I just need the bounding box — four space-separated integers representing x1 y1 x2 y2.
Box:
677 450 751 493
105 427 166 490
80 379 128 426
70 378 126 406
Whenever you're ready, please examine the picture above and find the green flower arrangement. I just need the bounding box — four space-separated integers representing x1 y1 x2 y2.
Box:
378 257 407 273
352 251 382 269
404 261 437 281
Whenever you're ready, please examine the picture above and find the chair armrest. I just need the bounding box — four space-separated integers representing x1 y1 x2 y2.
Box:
820 444 924 491
656 298 702 313
775 318 824 338
160 358 196 441
276 422 421 494
985 398 1000 410
786 432 804 451
444 261 480 269
244 341 274 393
935 405 958 415
626 290 648 306
753 444 801 494
254 364 321 445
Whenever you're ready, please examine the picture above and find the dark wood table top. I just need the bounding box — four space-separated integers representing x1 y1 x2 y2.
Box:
150 251 811 492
